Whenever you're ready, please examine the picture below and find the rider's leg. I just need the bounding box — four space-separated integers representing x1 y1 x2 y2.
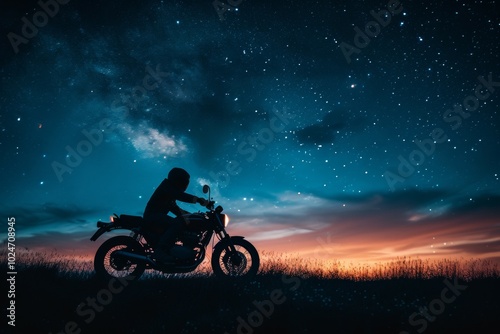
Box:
157 216 183 249
154 216 185 261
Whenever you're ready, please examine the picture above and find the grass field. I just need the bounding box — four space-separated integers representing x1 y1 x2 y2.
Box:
3 250 499 333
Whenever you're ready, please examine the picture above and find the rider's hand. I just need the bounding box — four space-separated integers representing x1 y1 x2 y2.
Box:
196 197 209 206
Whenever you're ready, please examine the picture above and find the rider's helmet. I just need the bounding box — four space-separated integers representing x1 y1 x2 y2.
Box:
168 167 190 192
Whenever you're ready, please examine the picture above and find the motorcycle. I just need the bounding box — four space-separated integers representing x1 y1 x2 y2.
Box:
90 185 260 280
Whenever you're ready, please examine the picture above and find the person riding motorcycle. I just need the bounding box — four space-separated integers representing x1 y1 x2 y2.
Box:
143 167 208 263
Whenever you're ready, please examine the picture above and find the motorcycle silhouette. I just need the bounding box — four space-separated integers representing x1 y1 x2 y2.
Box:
90 185 259 280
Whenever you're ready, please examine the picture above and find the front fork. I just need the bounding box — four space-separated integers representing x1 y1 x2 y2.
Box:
213 214 238 252
214 230 238 253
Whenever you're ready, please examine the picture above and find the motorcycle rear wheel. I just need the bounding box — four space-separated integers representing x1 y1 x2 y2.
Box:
211 238 260 277
94 236 145 281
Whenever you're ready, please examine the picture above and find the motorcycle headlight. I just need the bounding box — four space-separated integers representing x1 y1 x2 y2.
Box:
223 214 230 227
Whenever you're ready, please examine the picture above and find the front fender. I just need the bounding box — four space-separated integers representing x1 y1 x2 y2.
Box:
90 222 127 241
213 236 246 253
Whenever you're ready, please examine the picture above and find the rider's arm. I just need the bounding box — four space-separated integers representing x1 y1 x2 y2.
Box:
173 188 198 204
172 188 206 205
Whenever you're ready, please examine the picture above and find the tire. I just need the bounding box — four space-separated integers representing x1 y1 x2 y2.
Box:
94 236 145 281
211 237 260 277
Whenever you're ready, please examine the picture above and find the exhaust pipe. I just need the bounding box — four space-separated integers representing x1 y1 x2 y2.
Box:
113 250 155 266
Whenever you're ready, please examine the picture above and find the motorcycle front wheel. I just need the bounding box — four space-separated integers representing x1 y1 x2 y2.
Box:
211 237 260 277
94 236 145 281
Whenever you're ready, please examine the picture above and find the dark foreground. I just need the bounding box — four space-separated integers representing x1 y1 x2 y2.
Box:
6 267 500 334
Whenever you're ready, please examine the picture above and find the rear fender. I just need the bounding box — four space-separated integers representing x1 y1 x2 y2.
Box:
90 227 108 241
90 222 132 241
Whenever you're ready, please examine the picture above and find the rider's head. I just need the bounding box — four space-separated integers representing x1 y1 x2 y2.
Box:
168 167 190 192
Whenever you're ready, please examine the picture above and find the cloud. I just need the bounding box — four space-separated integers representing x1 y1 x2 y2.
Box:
0 203 100 240
443 238 500 255
326 188 450 213
295 109 365 145
232 189 449 230
229 189 500 255
120 122 187 158
296 111 345 144
250 228 312 241
444 193 500 216
0 203 98 228
2 231 99 256
233 197 500 264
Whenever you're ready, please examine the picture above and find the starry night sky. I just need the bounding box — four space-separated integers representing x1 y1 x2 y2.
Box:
1 0 499 265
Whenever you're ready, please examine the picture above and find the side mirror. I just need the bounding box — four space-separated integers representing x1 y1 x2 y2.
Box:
202 185 210 194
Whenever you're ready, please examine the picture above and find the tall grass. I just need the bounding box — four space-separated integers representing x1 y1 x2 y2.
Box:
1 249 94 280
1 249 498 281
256 251 500 281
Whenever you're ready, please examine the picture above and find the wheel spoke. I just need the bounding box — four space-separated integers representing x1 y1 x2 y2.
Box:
219 245 253 276
103 245 138 277
94 236 145 280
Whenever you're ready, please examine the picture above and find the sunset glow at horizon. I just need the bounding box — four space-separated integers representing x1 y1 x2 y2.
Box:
11 189 500 270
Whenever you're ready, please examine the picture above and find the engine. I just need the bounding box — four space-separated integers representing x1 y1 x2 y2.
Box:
181 231 201 248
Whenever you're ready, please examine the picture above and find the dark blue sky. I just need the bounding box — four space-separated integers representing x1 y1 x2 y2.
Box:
1 0 499 264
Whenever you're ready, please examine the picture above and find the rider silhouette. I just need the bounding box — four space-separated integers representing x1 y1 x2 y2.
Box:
143 167 208 263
